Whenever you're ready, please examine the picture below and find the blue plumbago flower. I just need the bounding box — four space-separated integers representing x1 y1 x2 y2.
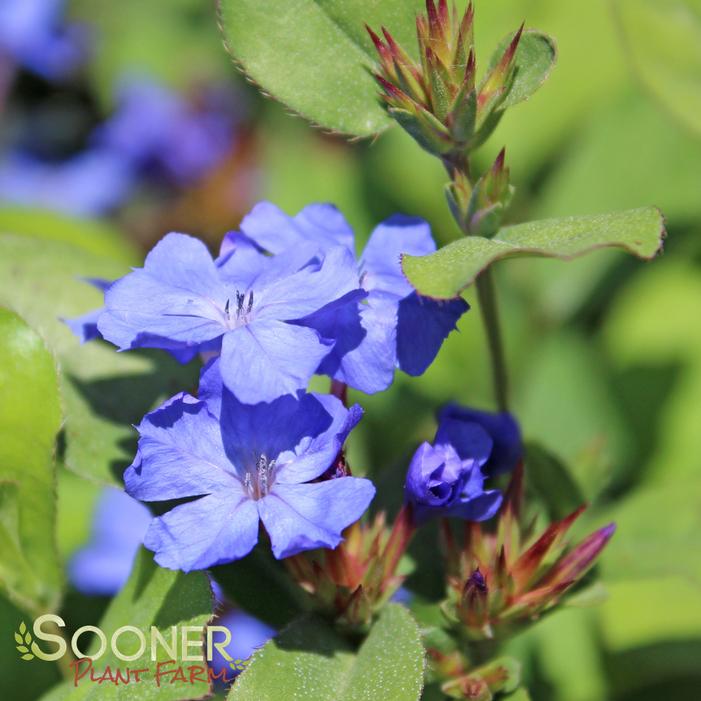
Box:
68 488 151 596
124 361 375 571
98 231 363 403
0 149 134 216
209 609 275 678
404 414 503 524
92 78 239 186
0 0 87 79
437 404 522 476
227 202 469 393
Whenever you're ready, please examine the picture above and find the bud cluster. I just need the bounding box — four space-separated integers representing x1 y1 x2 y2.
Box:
285 506 415 626
440 465 615 642
368 1 523 164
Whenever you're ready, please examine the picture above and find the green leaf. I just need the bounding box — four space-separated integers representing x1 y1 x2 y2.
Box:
229 604 425 701
485 30 557 109
613 0 701 136
40 548 214 701
0 235 197 485
0 207 137 265
212 546 309 628
0 310 63 615
402 207 665 299
217 0 425 136
599 480 701 586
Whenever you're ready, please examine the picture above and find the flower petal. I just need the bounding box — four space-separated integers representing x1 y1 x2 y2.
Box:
435 418 493 469
396 292 469 376
308 290 397 394
145 493 259 571
219 321 332 403
275 396 363 484
98 233 226 350
125 393 239 502
445 490 503 522
361 215 436 296
259 478 376 559
240 201 354 254
438 405 522 476
256 245 361 322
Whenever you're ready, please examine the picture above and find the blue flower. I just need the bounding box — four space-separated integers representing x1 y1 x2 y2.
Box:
124 362 375 571
437 404 522 476
0 0 86 80
98 231 363 403
92 78 239 186
209 609 274 678
404 410 506 524
229 202 469 393
68 488 151 596
0 149 134 216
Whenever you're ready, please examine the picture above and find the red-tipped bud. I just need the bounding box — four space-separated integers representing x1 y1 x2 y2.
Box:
542 523 616 588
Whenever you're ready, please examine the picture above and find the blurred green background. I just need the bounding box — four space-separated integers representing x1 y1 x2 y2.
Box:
0 1 700 699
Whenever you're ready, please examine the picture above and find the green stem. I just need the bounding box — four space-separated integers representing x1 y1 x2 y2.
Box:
475 268 508 412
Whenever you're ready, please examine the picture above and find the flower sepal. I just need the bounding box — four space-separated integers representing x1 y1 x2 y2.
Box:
285 505 415 627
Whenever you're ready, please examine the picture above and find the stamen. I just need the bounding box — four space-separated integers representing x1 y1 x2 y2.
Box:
247 291 254 314
224 298 231 319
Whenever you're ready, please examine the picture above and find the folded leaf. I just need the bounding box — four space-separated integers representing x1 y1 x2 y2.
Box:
403 207 665 299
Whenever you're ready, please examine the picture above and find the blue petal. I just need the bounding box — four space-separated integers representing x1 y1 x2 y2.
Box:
445 490 503 522
435 418 493 469
209 610 275 677
99 233 227 350
259 478 375 559
361 215 436 296
256 245 360 321
274 396 363 484
308 290 397 394
219 321 332 403
63 308 103 343
145 493 259 571
125 393 240 502
396 292 469 376
68 488 151 596
240 201 354 254
438 405 522 476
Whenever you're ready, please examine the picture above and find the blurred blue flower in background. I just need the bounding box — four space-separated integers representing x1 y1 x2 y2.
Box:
69 487 151 596
93 78 238 186
0 150 133 216
209 609 275 679
0 0 87 79
0 76 241 216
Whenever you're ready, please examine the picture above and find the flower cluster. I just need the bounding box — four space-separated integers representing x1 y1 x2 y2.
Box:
67 201 478 570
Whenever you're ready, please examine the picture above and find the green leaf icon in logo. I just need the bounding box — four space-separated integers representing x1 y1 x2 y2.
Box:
15 622 34 661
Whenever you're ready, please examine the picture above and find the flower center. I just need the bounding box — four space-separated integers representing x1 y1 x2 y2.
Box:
224 290 254 328
243 453 276 500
